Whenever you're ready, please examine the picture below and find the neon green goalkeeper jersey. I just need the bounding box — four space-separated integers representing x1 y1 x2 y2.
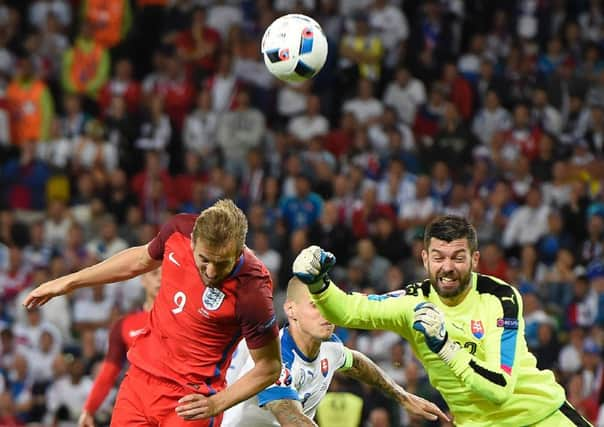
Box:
311 272 566 427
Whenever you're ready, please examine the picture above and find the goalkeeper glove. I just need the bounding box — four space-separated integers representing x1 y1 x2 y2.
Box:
413 302 460 363
292 245 336 293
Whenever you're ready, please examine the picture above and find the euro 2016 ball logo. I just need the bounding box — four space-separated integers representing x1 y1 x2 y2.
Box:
275 366 292 386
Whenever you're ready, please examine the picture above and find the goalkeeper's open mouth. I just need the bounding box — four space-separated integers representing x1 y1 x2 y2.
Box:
438 276 459 290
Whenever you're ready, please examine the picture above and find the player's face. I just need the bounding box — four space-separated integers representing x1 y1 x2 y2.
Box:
191 239 240 287
292 295 335 341
422 238 480 302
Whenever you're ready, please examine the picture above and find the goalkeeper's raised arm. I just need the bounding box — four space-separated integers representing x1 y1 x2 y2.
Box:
293 216 592 427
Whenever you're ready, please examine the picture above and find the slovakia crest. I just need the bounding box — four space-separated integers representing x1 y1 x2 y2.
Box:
202 287 225 311
320 358 329 377
471 320 484 339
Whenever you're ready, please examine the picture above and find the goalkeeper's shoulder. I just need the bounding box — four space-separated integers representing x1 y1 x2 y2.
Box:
398 279 432 299
473 273 522 311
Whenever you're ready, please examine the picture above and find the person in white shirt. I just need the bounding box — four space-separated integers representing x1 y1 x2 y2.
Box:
45 357 93 424
183 88 219 165
531 87 562 137
287 95 329 144
502 187 551 250
222 277 446 427
206 2 243 40
342 78 384 126
368 0 409 69
383 67 426 126
471 90 511 148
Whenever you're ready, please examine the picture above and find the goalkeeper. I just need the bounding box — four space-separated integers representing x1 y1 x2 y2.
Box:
292 215 592 427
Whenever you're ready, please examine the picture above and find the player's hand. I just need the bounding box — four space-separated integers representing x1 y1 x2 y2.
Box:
78 410 95 427
399 390 450 423
175 393 220 420
412 302 448 353
22 276 73 309
292 245 336 293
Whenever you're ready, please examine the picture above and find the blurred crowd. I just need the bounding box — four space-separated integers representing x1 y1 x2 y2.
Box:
1 0 604 426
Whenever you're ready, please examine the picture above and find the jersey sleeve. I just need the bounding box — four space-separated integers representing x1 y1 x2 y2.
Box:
444 284 523 405
147 214 195 260
325 334 354 371
311 281 421 339
236 275 279 349
337 346 354 371
83 318 127 413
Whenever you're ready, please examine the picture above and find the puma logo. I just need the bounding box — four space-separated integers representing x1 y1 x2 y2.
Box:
501 294 515 304
450 322 465 332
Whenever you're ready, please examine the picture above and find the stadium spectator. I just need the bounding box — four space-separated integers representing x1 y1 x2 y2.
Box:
61 26 110 105
6 55 54 146
98 58 141 116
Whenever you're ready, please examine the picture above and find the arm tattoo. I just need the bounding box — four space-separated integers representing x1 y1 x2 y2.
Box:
342 350 404 402
266 399 318 427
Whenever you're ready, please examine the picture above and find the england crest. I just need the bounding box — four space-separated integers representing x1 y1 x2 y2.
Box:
471 320 484 339
202 287 225 311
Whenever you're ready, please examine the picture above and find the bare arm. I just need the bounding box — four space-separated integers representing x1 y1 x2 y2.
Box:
23 245 160 309
266 399 317 427
341 350 404 401
342 350 448 423
176 338 282 420
212 338 282 412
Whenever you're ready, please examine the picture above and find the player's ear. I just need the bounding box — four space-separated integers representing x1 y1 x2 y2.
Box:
421 249 429 270
472 250 480 268
284 301 296 320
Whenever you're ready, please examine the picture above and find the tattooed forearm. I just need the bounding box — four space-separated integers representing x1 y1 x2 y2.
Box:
342 350 405 402
266 399 318 427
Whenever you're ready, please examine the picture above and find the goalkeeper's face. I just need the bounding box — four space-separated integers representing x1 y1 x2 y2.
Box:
422 238 480 302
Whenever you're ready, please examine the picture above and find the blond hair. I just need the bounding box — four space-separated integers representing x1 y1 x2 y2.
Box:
192 199 248 252
286 276 309 303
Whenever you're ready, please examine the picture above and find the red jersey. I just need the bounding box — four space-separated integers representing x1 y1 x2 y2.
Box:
83 310 149 413
128 214 278 394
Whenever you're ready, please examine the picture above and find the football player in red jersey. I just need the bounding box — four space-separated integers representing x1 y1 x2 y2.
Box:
78 267 161 427
24 200 281 426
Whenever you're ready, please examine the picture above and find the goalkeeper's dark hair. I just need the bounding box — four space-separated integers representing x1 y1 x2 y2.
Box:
424 215 478 252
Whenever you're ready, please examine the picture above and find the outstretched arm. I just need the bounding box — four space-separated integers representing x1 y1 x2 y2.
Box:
23 245 159 309
266 399 317 427
342 350 448 423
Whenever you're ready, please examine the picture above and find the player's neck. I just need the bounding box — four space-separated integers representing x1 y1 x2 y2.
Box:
290 327 321 360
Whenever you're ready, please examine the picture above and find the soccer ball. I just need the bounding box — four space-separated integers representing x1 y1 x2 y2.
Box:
261 14 328 83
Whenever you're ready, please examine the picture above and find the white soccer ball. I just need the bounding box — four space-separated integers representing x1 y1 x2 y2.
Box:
261 14 328 83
